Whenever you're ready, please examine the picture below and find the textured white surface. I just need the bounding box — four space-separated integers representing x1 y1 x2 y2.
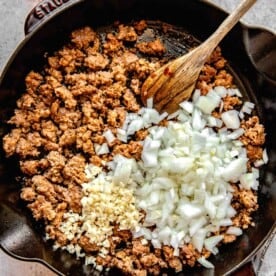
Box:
206 0 276 33
0 0 275 275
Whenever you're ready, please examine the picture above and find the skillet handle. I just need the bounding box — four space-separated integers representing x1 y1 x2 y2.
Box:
243 27 276 85
24 0 78 35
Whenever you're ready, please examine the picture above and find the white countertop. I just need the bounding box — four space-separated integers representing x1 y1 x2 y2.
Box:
0 0 275 275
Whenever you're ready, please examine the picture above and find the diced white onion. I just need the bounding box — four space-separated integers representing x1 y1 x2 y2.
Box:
214 86 227 98
192 89 201 102
204 235 224 253
103 129 116 144
94 143 110 155
116 128 128 142
197 257 215 269
239 172 259 190
241 101 255 114
192 229 207 252
222 157 248 182
226 226 243 236
195 95 219 114
221 110 240 129
179 101 194 114
227 128 244 139
263 148 268 164
146 97 153 109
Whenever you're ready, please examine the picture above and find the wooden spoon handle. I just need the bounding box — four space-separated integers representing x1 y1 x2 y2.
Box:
201 0 256 58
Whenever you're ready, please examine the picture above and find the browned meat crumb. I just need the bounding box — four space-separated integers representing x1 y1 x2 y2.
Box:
180 244 199 267
196 47 232 95
136 39 166 56
41 120 59 142
25 71 43 94
207 47 223 64
84 52 109 71
67 184 82 213
28 194 56 221
113 225 133 241
46 225 68 246
223 234 237 244
54 86 77 109
246 144 263 162
196 80 213 95
71 26 98 49
232 210 254 229
168 257 183 272
57 48 85 74
103 33 124 55
117 24 138 42
2 129 22 157
96 255 112 266
238 189 258 210
63 155 86 185
79 235 100 253
132 239 150 256
240 116 265 146
44 151 66 183
222 95 242 111
113 141 143 160
15 135 41 158
123 89 140 112
135 129 149 141
59 129 76 147
140 253 166 269
214 69 233 87
20 159 49 175
134 20 148 33
21 187 36 202
198 64 217 83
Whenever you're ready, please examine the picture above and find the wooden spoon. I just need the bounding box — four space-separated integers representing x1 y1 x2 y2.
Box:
141 0 256 113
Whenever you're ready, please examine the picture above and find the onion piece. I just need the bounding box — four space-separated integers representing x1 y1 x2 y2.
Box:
177 203 204 220
189 217 207 237
192 89 201 103
197 257 215 269
94 143 109 155
222 157 248 182
227 128 244 139
241 101 255 114
204 235 224 253
263 148 269 164
116 128 127 142
195 95 218 114
239 172 259 190
226 226 243 236
192 228 207 252
103 129 116 144
221 110 240 129
214 86 228 98
179 101 194 114
146 97 153 109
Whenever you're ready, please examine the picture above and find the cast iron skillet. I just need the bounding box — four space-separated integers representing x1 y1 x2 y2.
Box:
0 0 275 275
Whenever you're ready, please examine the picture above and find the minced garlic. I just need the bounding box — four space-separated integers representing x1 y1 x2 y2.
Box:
57 165 141 259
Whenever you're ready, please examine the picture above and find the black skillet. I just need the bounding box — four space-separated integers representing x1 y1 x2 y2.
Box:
0 0 275 275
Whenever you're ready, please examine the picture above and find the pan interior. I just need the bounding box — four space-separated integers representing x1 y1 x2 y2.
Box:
0 0 275 275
